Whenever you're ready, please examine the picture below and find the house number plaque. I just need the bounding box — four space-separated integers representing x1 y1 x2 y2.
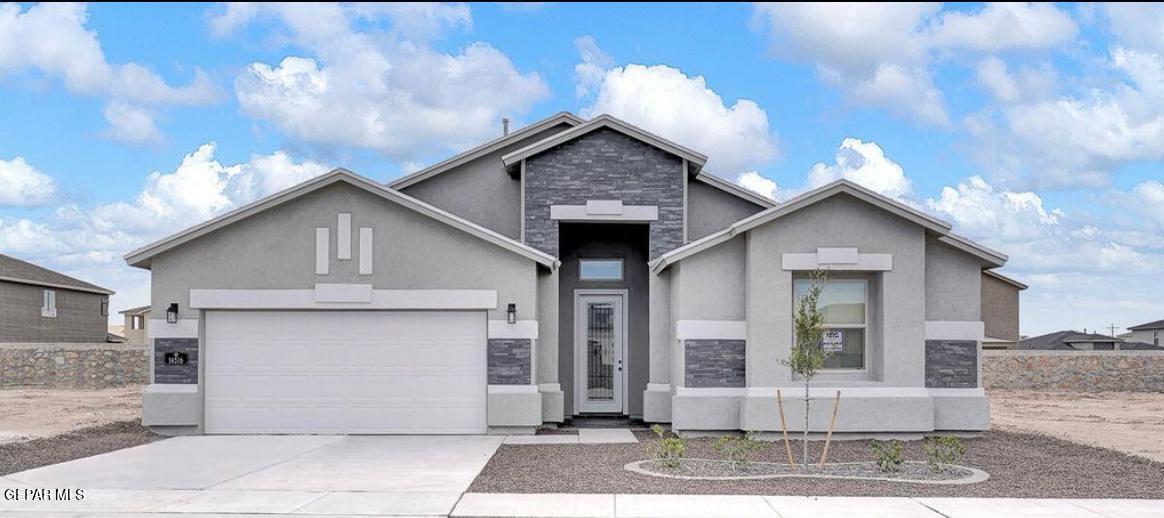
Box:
164 351 188 366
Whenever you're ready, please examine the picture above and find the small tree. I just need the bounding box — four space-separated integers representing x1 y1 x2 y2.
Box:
779 269 830 469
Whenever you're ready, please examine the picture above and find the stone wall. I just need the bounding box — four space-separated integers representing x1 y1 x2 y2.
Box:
488 338 531 385
925 340 977 388
982 350 1164 392
0 343 149 388
685 339 745 388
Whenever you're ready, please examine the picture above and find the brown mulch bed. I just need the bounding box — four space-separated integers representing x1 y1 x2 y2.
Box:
0 421 162 476
469 430 1164 498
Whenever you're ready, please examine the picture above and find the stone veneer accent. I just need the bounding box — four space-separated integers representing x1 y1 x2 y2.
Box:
523 128 684 259
154 338 198 384
925 340 978 388
488 338 531 385
0 343 148 388
982 350 1164 392
685 339 745 388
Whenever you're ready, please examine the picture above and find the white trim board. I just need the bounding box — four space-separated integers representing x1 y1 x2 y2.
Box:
190 288 498 310
550 203 658 222
488 385 539 394
675 320 747 340
488 320 539 339
148 318 199 339
924 321 985 342
782 251 893 271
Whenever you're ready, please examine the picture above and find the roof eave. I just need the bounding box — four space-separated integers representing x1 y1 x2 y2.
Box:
500 114 708 174
694 172 776 208
0 274 114 295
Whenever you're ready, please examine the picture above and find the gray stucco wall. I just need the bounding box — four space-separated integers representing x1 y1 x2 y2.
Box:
523 128 685 260
557 223 649 417
981 273 1020 341
925 238 982 322
674 235 746 321
150 182 540 322
744 193 927 387
0 281 109 343
399 123 574 240
686 179 766 241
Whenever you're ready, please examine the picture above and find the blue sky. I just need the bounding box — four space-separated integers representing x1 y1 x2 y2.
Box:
1 3 1162 336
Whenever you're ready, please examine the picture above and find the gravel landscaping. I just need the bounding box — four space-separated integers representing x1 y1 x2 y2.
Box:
0 420 162 476
469 430 1164 498
628 459 983 484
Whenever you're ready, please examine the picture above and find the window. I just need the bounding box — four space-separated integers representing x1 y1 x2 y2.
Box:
580 259 623 281
794 279 866 370
41 289 57 318
131 315 144 330
100 299 109 317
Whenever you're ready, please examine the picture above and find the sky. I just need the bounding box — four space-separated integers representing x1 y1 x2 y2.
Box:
0 2 1162 336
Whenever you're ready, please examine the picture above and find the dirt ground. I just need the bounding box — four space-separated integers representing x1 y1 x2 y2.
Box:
0 385 143 444
989 390 1164 463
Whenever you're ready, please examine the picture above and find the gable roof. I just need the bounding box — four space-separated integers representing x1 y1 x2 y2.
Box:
500 114 708 175
1128 318 1164 331
0 253 114 295
983 269 1028 290
388 112 583 190
119 305 151 316
694 172 776 208
124 169 558 270
651 179 1004 272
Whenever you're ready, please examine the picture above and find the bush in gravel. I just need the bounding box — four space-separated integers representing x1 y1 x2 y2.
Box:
924 436 966 473
870 440 904 473
649 424 686 468
712 432 767 470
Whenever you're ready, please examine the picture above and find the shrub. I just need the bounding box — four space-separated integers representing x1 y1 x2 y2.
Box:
923 436 966 472
649 424 686 468
712 431 766 470
870 440 904 473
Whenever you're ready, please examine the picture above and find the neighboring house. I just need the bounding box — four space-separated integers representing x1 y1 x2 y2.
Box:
1018 331 1163 351
980 270 1026 350
119 306 151 346
1126 319 1164 348
125 113 1013 435
0 253 114 343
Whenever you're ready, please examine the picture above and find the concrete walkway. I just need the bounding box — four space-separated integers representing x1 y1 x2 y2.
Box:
450 494 1164 518
503 429 638 445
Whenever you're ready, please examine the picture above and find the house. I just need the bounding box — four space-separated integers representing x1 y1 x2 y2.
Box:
119 306 151 345
125 113 1012 435
1126 319 1164 348
980 270 1026 349
1018 330 1163 351
0 253 114 343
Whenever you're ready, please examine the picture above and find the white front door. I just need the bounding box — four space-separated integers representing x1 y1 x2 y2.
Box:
575 293 625 413
203 310 487 434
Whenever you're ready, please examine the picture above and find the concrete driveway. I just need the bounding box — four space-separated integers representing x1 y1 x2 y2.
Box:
0 434 503 516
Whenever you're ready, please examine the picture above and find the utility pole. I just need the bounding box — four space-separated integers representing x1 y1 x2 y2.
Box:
1108 324 1118 337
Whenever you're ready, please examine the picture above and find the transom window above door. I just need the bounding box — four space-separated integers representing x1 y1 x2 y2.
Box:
580 259 623 281
794 278 867 370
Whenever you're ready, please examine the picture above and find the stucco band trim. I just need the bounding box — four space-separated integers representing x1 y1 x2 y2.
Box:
925 321 985 342
488 320 539 339
675 320 747 340
782 252 892 271
149 319 199 339
189 289 498 310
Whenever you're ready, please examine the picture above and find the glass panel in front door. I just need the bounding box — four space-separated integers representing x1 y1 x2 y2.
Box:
587 302 615 401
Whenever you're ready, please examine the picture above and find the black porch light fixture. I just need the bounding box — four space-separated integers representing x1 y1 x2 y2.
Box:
166 303 179 324
506 303 517 324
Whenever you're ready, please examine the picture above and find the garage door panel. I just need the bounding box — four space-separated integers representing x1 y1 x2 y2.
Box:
204 310 487 434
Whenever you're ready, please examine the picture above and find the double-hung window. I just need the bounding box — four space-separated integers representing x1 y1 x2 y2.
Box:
794 279 867 370
41 289 57 318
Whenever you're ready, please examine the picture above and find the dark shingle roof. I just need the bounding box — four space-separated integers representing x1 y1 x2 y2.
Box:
0 253 113 295
1019 331 1119 350
1128 319 1164 331
1119 341 1164 351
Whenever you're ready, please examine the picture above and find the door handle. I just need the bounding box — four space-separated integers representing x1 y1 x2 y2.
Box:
617 359 623 372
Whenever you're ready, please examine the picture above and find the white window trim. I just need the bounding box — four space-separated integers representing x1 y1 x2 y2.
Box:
794 278 868 373
41 289 57 318
579 258 624 281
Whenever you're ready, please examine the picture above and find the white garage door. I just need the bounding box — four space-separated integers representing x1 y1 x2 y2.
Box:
204 310 486 434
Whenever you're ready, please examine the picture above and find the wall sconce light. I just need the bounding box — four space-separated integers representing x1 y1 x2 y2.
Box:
506 303 517 324
166 303 179 324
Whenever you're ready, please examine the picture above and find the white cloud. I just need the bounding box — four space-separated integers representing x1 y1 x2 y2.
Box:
926 175 1062 242
737 171 778 200
0 156 56 206
574 35 612 98
751 3 1077 127
0 145 329 313
214 3 548 162
101 103 162 144
576 38 778 175
976 57 1057 104
807 138 911 198
0 3 219 142
1132 180 1164 226
1104 3 1164 54
928 2 1078 52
